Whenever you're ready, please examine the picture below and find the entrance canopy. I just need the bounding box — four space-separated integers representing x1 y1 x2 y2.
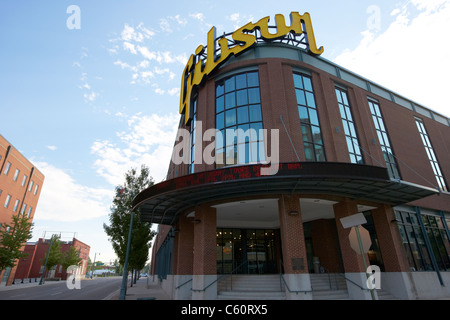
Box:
132 162 438 225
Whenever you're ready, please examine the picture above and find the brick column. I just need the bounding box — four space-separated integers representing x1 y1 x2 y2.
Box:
173 214 194 299
192 204 217 299
372 205 409 272
333 199 366 273
333 199 375 300
278 194 311 299
174 215 194 275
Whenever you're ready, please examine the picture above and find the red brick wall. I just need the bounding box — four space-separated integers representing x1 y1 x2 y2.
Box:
310 219 342 272
278 195 308 274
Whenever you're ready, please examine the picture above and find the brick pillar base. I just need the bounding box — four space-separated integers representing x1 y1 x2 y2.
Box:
372 204 409 272
174 214 194 299
192 204 217 300
334 199 375 300
278 195 312 300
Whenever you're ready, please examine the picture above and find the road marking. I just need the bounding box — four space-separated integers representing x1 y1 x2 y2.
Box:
50 291 63 296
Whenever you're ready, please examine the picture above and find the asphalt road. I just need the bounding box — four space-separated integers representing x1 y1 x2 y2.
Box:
0 276 122 300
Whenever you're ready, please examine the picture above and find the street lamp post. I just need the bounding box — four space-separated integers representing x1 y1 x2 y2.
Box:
119 210 134 300
90 252 100 279
39 236 55 285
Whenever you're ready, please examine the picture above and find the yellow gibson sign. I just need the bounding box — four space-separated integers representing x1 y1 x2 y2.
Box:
179 12 324 124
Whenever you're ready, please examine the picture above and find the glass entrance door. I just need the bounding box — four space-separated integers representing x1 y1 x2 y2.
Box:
217 228 279 274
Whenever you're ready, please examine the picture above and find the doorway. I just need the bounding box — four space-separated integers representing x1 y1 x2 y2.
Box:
217 228 280 274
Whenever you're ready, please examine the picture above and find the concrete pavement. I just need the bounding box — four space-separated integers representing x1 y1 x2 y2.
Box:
109 277 171 300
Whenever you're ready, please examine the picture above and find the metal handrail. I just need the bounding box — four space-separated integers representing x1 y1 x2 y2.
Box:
317 267 371 291
175 278 192 290
191 260 249 293
279 260 312 295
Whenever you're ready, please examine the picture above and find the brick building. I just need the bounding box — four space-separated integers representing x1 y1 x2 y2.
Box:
133 13 450 299
0 134 45 286
13 237 90 282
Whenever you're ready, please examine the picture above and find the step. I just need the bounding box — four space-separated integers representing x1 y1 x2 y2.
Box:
376 289 400 300
218 275 284 292
312 289 350 300
310 274 347 291
218 291 286 300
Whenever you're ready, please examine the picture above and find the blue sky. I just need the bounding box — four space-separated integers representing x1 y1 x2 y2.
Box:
1 0 449 264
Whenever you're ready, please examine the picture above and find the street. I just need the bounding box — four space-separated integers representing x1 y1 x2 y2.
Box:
0 276 122 300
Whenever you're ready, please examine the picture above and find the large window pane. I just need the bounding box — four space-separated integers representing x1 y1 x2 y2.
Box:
335 87 364 164
415 117 447 191
293 73 326 162
216 71 264 168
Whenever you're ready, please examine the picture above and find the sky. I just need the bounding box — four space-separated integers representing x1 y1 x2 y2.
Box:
1 0 449 265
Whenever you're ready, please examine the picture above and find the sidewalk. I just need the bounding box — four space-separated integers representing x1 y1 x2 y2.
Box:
109 277 172 300
0 279 63 291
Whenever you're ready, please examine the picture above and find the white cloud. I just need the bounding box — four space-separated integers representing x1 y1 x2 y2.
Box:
136 46 187 65
227 13 254 30
168 87 180 96
33 162 111 222
334 0 450 117
46 145 57 151
91 113 179 185
189 12 205 22
121 23 154 42
123 41 137 54
160 15 188 33
112 23 188 91
84 91 99 102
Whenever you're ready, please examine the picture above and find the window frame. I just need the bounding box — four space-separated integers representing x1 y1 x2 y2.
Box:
215 71 265 168
293 72 326 162
335 86 364 164
415 117 448 192
368 98 401 180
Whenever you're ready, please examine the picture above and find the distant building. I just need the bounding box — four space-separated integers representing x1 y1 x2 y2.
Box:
13 237 90 282
0 134 45 286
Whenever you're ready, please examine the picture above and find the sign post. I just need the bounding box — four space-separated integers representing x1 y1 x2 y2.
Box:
340 213 376 300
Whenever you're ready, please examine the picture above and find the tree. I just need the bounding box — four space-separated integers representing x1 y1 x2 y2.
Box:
0 214 33 273
42 235 62 274
61 246 82 272
103 165 156 275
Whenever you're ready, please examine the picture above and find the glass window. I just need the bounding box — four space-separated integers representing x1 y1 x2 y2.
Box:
4 195 11 208
293 73 326 162
396 210 433 271
335 87 364 164
368 99 401 180
216 71 264 168
13 169 20 181
4 162 11 175
415 118 447 191
21 175 27 187
189 99 198 174
13 199 19 212
395 210 450 271
21 204 27 215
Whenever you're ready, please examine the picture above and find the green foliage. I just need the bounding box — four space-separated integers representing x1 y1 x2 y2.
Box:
103 165 156 270
0 214 33 272
43 235 62 270
61 246 82 270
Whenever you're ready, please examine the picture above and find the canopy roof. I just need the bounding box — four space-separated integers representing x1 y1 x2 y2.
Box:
132 162 438 225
